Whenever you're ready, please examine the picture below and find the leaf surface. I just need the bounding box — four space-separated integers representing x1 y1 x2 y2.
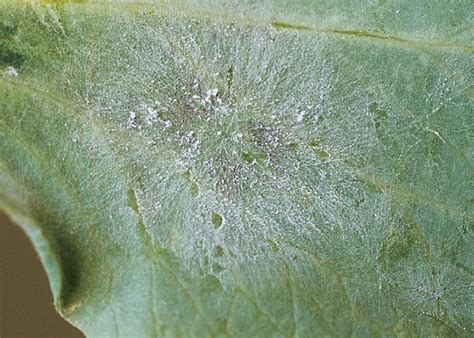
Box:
1 1 473 336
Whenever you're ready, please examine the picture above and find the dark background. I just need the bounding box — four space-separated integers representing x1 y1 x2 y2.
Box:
0 212 84 337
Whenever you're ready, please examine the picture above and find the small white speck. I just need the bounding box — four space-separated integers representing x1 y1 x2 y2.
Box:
296 111 306 123
127 111 140 129
145 106 158 125
205 88 219 102
5 66 19 77
164 120 172 128
192 77 200 89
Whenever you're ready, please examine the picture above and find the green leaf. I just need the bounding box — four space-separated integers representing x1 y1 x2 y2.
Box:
1 1 473 336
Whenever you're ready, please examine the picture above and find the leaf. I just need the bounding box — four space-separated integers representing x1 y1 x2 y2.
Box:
1 0 473 336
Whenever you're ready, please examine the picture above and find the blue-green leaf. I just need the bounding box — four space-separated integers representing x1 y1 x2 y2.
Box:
1 1 473 336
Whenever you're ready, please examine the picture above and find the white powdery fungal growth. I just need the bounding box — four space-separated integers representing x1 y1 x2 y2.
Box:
193 88 221 113
105 15 397 279
128 102 162 129
5 66 19 77
144 105 158 125
36 9 470 331
296 110 306 123
127 111 140 129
